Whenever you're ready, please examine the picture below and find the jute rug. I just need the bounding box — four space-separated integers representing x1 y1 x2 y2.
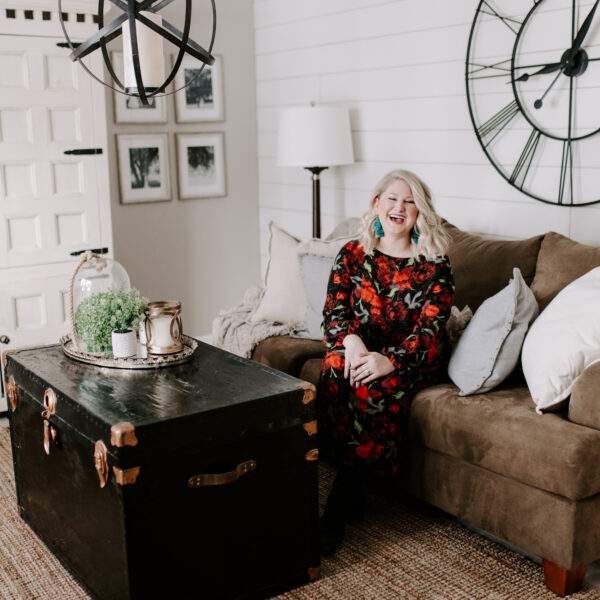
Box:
1 426 599 600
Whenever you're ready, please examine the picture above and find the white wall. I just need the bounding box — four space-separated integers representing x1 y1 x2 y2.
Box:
108 0 260 337
254 0 600 274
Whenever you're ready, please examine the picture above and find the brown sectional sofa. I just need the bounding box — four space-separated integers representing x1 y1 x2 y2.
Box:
251 223 600 596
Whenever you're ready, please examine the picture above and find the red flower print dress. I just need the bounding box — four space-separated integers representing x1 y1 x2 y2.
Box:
318 241 454 474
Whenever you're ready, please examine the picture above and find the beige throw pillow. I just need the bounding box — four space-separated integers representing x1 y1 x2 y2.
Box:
251 221 353 326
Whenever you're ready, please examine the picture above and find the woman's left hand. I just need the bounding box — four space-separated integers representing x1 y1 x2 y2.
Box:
351 352 395 386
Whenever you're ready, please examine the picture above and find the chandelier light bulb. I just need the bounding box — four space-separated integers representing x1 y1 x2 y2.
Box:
122 11 166 93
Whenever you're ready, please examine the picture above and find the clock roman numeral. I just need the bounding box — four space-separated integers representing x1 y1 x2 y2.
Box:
479 1 523 35
467 58 512 80
477 100 520 146
558 140 574 205
510 129 541 188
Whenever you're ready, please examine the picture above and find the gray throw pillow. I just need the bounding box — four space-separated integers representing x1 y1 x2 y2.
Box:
297 253 335 340
448 267 538 395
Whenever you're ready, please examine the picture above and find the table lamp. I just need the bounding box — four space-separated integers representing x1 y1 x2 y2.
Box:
277 104 354 238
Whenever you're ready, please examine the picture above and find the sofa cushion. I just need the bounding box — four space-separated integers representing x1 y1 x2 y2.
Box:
409 381 600 500
299 358 323 386
448 268 538 395
443 222 543 312
251 335 325 377
522 267 600 413
530 231 600 312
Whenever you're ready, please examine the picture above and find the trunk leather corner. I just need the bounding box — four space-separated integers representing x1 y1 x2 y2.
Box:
112 466 140 486
110 422 138 448
295 381 316 405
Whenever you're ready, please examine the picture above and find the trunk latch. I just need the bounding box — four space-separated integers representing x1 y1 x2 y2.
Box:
42 388 58 455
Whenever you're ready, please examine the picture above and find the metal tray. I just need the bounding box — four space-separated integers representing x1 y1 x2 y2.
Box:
60 334 198 369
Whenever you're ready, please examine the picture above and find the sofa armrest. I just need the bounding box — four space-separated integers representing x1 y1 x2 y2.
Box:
568 362 600 430
251 336 325 377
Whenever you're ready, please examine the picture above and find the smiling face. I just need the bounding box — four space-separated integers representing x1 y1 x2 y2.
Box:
373 178 419 239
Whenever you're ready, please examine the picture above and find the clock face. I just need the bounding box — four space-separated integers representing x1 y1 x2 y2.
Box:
466 0 600 205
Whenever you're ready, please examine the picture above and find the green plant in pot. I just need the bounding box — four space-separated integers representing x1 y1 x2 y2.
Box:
74 288 148 357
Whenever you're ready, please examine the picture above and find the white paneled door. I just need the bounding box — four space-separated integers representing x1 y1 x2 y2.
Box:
0 33 112 410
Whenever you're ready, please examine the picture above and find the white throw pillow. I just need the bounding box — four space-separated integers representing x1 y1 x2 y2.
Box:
251 222 352 326
448 267 538 395
522 266 600 413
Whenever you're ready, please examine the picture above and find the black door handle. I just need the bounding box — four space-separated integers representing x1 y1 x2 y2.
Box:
0 336 9 344
70 247 109 256
64 148 103 155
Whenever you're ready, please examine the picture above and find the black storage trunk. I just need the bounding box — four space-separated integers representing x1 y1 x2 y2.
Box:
4 342 320 600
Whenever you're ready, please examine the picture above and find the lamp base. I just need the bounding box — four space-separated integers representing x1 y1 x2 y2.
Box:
305 166 328 238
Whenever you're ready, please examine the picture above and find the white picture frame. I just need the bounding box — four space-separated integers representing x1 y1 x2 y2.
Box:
174 55 224 122
176 133 226 199
117 134 171 204
112 52 167 124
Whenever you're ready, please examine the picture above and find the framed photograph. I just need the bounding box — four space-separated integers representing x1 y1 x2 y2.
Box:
112 52 167 123
177 133 226 199
174 55 224 122
117 134 171 204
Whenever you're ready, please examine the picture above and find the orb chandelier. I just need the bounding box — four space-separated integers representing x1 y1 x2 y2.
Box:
58 0 216 106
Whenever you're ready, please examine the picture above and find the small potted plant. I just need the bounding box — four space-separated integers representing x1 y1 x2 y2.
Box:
75 288 148 358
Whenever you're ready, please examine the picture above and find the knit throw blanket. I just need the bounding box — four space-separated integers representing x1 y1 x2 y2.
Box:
211 285 300 358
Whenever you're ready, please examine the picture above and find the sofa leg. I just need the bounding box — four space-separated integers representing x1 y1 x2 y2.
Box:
542 559 587 596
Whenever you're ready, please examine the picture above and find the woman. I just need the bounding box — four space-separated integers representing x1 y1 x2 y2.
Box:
318 169 454 554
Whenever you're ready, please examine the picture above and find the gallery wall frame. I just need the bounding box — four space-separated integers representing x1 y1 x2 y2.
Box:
117 134 171 204
174 55 224 123
112 52 168 124
176 132 226 199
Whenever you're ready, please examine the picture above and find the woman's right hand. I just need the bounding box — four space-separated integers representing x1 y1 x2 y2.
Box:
343 334 368 386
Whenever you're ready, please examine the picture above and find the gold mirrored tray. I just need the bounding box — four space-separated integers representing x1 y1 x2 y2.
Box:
61 334 198 369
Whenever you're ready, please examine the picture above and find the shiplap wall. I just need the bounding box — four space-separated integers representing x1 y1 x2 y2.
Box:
253 0 600 274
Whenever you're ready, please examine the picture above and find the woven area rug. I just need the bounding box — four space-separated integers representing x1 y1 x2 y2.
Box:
1 426 599 600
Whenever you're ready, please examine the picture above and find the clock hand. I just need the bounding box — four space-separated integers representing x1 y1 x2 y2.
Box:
534 70 563 109
570 0 600 55
514 61 562 82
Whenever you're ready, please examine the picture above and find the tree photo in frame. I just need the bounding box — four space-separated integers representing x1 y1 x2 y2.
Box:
117 134 171 204
112 52 167 124
177 133 226 199
174 55 224 122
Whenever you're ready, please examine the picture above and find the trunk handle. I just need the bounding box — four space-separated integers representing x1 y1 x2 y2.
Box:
188 460 256 488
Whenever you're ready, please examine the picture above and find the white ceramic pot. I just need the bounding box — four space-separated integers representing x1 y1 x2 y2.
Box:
111 329 137 358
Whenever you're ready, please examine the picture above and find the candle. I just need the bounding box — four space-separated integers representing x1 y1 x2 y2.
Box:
145 301 183 355
151 316 173 348
122 11 165 92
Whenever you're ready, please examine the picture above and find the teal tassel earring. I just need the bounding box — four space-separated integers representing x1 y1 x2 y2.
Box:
411 225 420 245
373 216 384 238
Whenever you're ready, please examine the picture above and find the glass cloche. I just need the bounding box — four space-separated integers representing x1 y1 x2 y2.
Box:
69 252 131 355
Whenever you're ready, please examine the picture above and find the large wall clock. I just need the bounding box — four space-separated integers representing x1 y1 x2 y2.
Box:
466 0 600 206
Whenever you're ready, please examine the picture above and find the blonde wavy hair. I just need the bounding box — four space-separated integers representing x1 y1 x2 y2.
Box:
358 169 449 259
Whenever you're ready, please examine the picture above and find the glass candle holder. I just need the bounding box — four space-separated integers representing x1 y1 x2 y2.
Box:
145 301 183 355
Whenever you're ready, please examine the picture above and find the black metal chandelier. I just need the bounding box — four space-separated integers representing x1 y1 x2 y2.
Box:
58 0 216 106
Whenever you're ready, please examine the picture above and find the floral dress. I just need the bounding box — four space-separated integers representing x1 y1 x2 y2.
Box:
318 240 454 474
